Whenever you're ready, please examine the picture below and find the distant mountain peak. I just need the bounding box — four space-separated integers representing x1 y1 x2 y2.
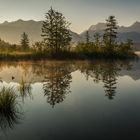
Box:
16 19 24 23
131 21 140 27
88 23 106 31
3 21 9 25
134 21 140 24
6 19 41 24
0 19 81 44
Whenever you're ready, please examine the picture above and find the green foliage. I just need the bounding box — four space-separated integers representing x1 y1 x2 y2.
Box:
104 16 118 46
94 33 101 48
0 87 17 109
20 32 30 51
32 41 48 52
76 42 92 54
42 7 72 54
0 39 20 52
103 16 118 55
75 16 134 58
116 39 134 56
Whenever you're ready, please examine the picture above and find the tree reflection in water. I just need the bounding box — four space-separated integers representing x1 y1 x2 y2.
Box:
43 63 72 107
0 60 133 104
102 63 118 100
30 60 132 101
77 60 132 100
0 87 23 132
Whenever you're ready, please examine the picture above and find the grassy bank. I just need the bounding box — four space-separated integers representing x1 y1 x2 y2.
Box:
0 50 137 61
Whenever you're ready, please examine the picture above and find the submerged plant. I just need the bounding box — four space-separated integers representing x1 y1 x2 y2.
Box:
0 87 22 131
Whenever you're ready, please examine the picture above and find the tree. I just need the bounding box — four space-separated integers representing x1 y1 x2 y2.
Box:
118 39 133 55
85 31 90 44
126 39 133 49
20 32 29 50
32 41 47 53
93 33 101 48
104 16 118 53
42 7 72 54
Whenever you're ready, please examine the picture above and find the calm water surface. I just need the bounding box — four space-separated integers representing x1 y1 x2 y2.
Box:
0 60 140 140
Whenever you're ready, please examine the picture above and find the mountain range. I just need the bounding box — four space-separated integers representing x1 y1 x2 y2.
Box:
81 22 140 42
0 20 140 49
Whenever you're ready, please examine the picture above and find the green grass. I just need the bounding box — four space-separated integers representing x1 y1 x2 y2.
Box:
0 87 22 130
0 87 17 110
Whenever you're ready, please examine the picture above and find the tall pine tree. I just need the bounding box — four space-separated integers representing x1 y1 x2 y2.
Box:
85 31 90 44
20 32 29 51
42 7 72 54
104 16 118 54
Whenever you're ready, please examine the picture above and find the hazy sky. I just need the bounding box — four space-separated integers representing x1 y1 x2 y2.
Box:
0 0 140 33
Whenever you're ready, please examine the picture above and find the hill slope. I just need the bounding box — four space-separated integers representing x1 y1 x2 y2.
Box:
0 20 82 44
0 20 140 45
80 22 140 43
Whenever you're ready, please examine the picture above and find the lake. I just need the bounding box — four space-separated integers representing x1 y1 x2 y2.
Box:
0 59 140 140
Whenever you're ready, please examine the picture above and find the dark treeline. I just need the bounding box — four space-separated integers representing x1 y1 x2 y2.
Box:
75 16 134 59
0 7 135 60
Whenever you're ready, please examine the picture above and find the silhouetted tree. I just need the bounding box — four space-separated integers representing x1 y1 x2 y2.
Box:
93 33 101 50
117 39 134 55
125 39 133 51
85 31 90 44
32 41 47 53
42 7 72 54
104 16 118 54
0 39 18 52
20 32 29 50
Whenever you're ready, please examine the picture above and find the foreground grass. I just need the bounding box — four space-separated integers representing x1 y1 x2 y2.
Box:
0 87 21 130
0 87 17 110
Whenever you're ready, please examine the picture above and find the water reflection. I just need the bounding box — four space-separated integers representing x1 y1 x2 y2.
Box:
76 60 132 99
102 63 118 99
0 60 139 139
18 77 32 103
0 87 23 131
43 63 72 107
0 60 135 104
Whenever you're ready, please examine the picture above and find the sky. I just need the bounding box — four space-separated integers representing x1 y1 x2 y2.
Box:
0 0 140 33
